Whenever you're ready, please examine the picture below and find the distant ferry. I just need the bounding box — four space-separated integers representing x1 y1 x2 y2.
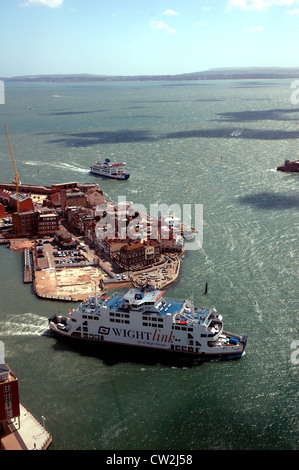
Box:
49 285 247 360
277 159 299 172
90 158 130 180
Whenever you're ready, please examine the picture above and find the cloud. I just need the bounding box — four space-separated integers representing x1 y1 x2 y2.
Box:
242 25 265 31
162 9 179 16
150 21 176 34
227 0 294 10
287 7 299 13
20 0 63 7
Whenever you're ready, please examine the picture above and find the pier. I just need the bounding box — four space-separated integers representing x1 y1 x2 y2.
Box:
23 248 33 283
2 403 52 450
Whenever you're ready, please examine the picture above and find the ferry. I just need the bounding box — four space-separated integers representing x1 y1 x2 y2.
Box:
49 285 247 360
90 158 130 180
277 159 299 172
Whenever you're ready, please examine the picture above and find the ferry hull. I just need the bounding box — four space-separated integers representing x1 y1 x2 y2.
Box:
48 285 247 364
49 322 247 361
277 160 299 172
90 169 130 180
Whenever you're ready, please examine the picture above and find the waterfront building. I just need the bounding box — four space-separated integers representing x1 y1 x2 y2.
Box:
118 240 161 270
37 211 59 236
0 357 52 450
60 189 87 213
0 356 20 437
9 193 34 213
86 187 105 207
12 210 38 235
0 204 6 218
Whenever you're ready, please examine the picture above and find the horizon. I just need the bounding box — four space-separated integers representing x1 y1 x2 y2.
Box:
2 65 299 81
1 1 299 77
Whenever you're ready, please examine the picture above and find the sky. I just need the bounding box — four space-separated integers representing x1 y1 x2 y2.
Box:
1 0 299 77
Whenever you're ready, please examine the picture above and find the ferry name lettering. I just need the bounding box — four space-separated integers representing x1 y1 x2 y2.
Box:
111 327 175 344
152 329 175 344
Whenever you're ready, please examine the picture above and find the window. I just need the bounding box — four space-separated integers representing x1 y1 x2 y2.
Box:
4 394 12 405
5 393 13 417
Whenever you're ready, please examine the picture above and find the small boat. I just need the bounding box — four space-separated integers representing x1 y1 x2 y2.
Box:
90 158 130 180
277 159 299 172
49 284 247 361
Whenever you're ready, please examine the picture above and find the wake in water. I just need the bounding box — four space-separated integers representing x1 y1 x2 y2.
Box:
230 130 243 137
24 160 39 166
51 162 89 173
0 313 49 337
25 161 89 174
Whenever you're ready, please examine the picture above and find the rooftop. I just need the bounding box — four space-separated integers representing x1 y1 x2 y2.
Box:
104 289 186 317
0 356 10 377
10 192 31 202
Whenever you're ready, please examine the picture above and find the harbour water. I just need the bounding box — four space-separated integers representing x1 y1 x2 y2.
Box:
0 79 298 450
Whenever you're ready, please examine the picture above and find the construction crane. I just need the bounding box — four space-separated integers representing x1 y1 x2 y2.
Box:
5 124 21 213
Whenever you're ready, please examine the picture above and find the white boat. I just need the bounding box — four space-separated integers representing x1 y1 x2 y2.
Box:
90 158 130 180
49 285 247 360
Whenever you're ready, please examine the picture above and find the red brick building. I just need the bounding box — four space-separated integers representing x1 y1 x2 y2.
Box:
118 241 161 270
60 189 87 213
0 204 5 218
0 189 11 208
12 210 38 235
0 357 20 428
9 193 34 213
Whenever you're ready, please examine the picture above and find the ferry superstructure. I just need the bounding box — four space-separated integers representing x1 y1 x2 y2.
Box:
90 158 130 180
49 285 247 360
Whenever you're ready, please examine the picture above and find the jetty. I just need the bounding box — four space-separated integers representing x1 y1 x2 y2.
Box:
2 403 52 450
23 248 33 283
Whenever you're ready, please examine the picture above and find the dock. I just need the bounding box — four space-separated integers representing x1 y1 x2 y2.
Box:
1 235 183 301
2 403 52 450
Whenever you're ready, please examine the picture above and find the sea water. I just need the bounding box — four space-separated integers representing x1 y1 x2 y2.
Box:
0 79 298 450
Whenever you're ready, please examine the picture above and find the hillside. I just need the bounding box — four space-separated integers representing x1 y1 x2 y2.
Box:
1 67 299 82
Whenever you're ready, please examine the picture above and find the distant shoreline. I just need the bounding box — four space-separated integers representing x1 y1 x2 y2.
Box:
1 67 299 83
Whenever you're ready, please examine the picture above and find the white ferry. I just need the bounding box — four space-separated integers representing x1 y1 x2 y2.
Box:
90 158 130 180
49 285 247 360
